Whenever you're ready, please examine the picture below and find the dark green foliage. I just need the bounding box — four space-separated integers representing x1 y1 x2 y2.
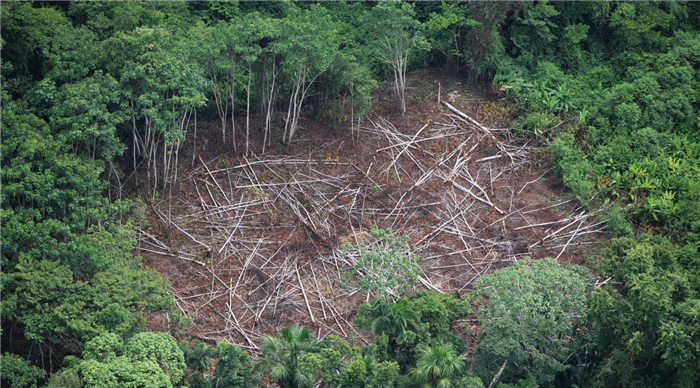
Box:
1 2 73 93
355 298 420 358
214 342 257 388
45 368 82 388
251 327 400 388
67 1 193 38
184 340 217 374
2 259 95 349
424 1 477 74
50 71 126 161
355 291 471 374
496 4 700 385
254 326 319 388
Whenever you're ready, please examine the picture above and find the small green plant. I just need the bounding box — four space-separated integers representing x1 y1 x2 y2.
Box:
341 229 420 300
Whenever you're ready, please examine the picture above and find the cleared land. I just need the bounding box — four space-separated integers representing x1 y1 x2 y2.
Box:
137 70 604 353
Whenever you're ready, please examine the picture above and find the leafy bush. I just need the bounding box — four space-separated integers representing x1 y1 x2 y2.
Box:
342 229 420 300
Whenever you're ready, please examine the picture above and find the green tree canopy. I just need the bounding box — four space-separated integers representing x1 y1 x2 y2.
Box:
472 258 589 386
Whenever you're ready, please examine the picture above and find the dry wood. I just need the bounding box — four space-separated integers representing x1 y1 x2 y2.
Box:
145 108 605 345
441 101 498 142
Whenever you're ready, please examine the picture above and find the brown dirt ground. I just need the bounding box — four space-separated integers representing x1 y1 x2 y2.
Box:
135 69 606 353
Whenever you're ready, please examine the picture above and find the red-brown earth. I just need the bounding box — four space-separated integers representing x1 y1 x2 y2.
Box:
133 69 605 354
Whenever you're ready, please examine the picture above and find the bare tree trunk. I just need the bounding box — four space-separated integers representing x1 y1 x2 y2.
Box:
263 57 279 153
229 66 237 152
211 67 228 142
488 359 508 388
383 37 408 116
246 62 252 156
282 71 300 145
284 65 322 145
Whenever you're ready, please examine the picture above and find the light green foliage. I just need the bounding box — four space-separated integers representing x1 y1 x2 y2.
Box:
515 111 557 137
342 229 420 300
550 133 595 203
90 263 173 313
124 332 186 385
80 358 171 388
0 353 46 388
83 332 124 361
277 5 340 143
472 258 589 386
102 25 206 193
75 332 185 388
106 27 207 134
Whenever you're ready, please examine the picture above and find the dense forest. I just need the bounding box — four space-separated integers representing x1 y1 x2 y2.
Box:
2 1 700 387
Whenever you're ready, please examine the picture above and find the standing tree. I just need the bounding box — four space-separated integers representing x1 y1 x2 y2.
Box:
236 13 264 156
424 1 478 75
472 258 589 387
257 15 283 153
214 341 257 388
363 1 426 116
71 332 186 388
188 21 233 145
279 6 339 145
104 27 206 196
409 343 467 388
253 326 319 388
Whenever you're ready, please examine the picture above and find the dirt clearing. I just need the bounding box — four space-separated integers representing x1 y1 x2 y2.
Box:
137 70 605 352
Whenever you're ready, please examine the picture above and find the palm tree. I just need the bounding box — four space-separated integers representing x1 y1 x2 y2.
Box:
369 298 419 340
253 326 318 388
409 344 467 388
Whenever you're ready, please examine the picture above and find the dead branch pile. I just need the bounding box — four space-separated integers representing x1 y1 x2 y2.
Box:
139 103 604 352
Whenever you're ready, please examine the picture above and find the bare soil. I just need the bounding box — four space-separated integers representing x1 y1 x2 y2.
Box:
136 69 605 353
